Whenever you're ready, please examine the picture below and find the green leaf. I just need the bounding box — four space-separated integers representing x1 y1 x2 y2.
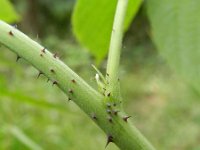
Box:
147 0 200 92
72 0 142 63
0 0 20 22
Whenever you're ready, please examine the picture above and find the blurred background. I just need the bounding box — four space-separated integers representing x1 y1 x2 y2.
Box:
1 0 200 150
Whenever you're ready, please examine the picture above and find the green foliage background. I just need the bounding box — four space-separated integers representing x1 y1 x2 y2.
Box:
0 0 200 150
72 0 142 63
147 0 200 94
0 0 20 22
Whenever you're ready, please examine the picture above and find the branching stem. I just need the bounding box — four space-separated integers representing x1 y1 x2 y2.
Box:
0 2 155 148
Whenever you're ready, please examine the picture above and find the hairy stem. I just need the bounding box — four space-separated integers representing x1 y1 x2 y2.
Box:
0 20 155 150
106 0 128 100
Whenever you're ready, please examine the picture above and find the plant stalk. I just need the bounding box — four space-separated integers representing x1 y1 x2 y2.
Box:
0 20 155 150
106 0 128 100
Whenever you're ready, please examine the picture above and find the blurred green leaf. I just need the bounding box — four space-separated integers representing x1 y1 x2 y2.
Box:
72 0 142 64
1 91 67 111
0 0 20 22
9 126 43 150
147 0 200 92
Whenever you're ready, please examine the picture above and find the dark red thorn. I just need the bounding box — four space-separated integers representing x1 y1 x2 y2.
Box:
108 116 113 123
91 113 97 120
71 79 76 84
50 69 55 73
37 71 43 79
105 135 113 148
68 89 73 94
52 81 58 86
113 110 120 116
13 24 17 29
107 92 111 97
9 31 14 36
41 48 46 53
16 56 21 62
106 109 112 114
106 103 111 108
123 116 131 122
53 53 58 59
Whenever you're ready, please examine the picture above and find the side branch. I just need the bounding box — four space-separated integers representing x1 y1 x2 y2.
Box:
106 0 129 100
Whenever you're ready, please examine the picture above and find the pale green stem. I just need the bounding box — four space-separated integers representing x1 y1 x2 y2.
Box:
0 20 155 150
106 0 128 100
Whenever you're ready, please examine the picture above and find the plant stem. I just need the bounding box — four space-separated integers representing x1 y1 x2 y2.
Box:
106 0 128 100
0 20 155 150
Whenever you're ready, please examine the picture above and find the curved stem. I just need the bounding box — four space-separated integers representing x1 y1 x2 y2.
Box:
0 20 155 150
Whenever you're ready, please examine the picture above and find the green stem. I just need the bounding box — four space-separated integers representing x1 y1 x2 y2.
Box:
0 20 155 150
106 0 128 100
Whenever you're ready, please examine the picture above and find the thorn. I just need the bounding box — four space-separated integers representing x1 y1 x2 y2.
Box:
123 116 131 122
13 24 17 29
40 54 43 57
68 97 71 101
91 113 97 120
36 34 39 40
53 53 58 59
52 81 58 86
113 103 117 107
37 71 43 79
113 110 120 116
106 103 111 108
106 109 112 114
71 79 76 84
107 92 111 97
41 48 46 53
105 135 113 148
50 69 55 73
9 31 14 36
16 56 21 62
106 73 109 76
68 89 73 94
108 116 113 123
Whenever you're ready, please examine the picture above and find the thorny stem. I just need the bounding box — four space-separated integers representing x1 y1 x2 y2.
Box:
0 10 155 150
106 0 128 101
